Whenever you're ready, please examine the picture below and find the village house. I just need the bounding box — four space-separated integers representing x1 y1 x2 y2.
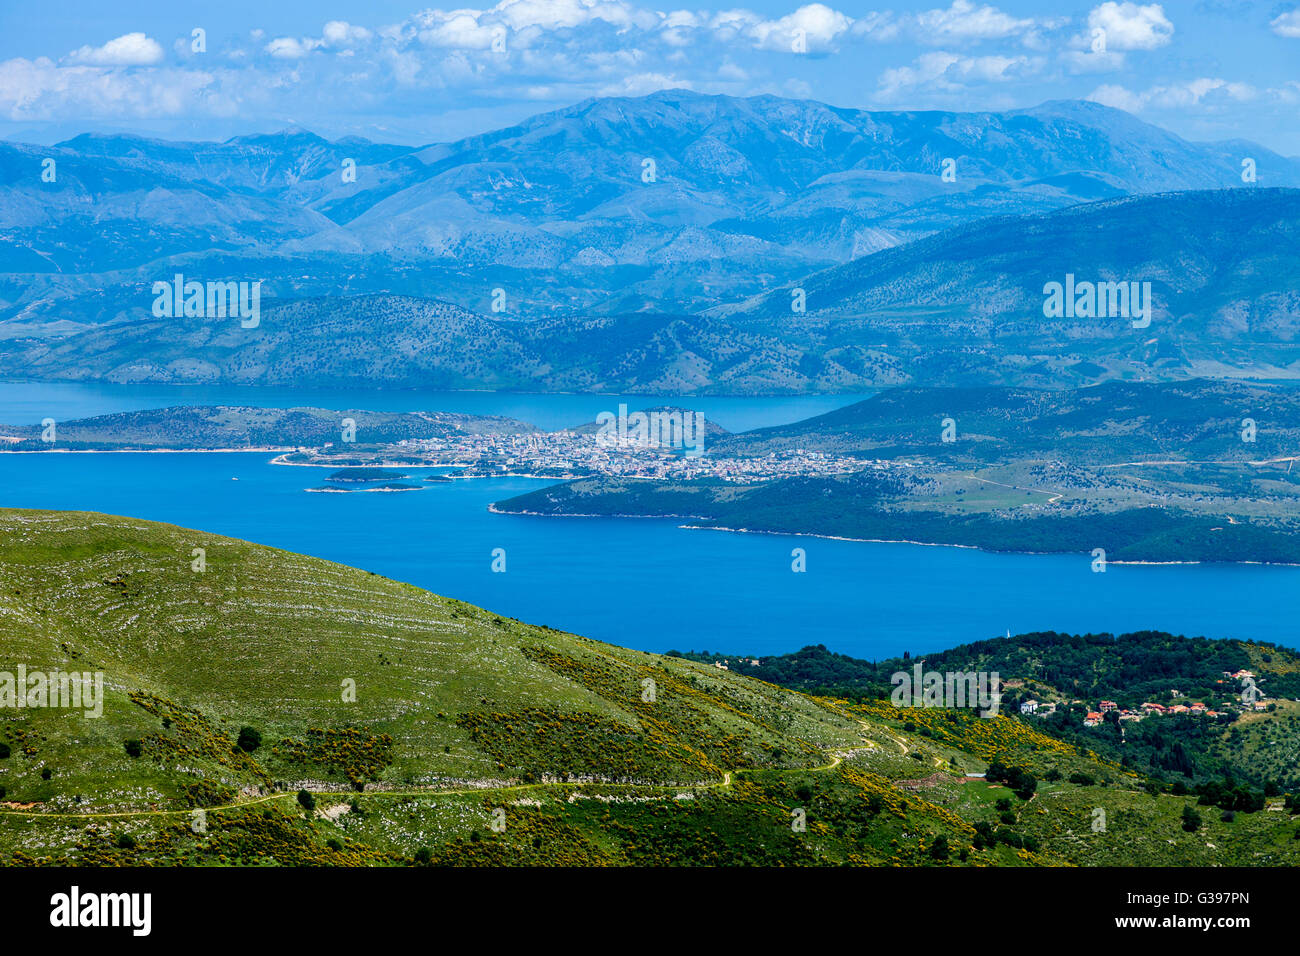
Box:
1020 700 1038 715
1099 700 1118 712
1083 712 1103 727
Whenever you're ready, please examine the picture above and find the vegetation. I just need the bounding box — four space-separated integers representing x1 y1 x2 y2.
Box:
2 508 1298 867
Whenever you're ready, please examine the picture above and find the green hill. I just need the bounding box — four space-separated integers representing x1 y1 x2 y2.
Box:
2 509 1299 866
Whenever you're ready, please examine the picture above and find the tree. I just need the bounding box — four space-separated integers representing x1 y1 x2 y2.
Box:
929 836 950 861
236 727 262 753
297 789 315 813
1181 805 1201 833
414 847 432 865
123 740 143 758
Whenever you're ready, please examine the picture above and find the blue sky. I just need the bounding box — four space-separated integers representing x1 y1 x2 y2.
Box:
2 1 1299 153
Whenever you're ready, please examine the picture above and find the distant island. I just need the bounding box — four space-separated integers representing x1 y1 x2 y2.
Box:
327 468 411 482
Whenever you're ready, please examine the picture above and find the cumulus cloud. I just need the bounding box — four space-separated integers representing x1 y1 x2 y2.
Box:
1061 48 1126 73
878 49 1040 97
912 1 1035 43
1088 77 1256 112
265 37 317 59
67 32 165 67
1270 11 1300 38
744 3 854 52
1086 2 1173 51
323 21 373 46
0 57 219 120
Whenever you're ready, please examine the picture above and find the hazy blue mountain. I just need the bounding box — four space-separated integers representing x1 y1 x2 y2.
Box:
718 187 1300 384
7 182 1299 394
0 294 840 392
3 90 1297 333
2 92 1299 390
307 92 1300 265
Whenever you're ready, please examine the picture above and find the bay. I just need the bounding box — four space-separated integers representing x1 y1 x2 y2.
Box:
2 450 1297 658
0 381 864 433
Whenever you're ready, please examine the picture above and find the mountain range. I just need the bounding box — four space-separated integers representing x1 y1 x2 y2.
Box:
2 90 1299 391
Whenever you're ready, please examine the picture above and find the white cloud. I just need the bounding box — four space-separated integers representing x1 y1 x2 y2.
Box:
1087 2 1173 51
598 70 688 96
1086 83 1146 112
265 37 316 59
0 56 217 120
67 32 165 67
323 21 373 46
1270 11 1300 38
1061 48 1126 73
745 3 854 52
913 1 1034 43
1088 77 1256 112
878 49 1040 97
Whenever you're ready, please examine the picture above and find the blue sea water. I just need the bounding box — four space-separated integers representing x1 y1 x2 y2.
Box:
2 450 1297 658
0 381 863 433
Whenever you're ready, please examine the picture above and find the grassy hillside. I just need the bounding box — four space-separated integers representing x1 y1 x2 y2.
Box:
2 509 1298 866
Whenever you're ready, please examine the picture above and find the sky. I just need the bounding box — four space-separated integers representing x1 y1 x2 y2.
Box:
1 1 1299 153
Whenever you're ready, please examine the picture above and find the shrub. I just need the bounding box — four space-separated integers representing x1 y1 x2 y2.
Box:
297 789 315 813
236 727 262 754
1182 806 1202 833
0 743 10 759
123 739 143 758
414 847 432 865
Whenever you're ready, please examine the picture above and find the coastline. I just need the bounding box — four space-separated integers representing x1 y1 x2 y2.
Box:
0 446 292 454
489 509 1300 567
